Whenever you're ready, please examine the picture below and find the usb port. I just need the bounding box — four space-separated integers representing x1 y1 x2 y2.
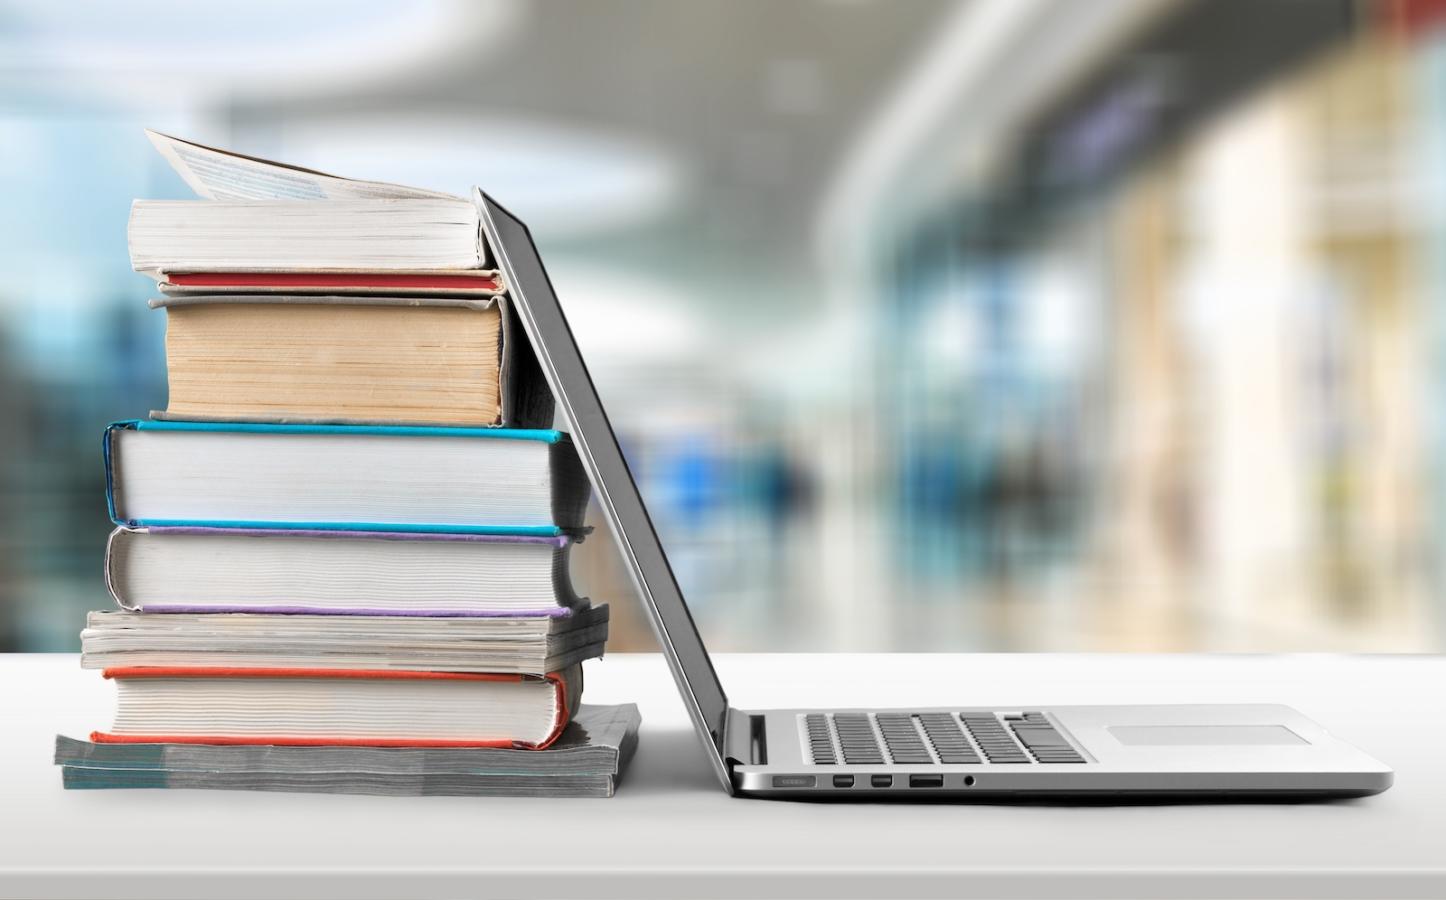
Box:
832 775 854 788
909 774 944 788
870 774 893 788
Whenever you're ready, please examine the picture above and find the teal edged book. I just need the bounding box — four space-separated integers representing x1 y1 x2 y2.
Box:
103 420 589 535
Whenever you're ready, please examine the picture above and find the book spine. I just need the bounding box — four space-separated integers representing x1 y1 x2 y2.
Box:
519 669 572 750
498 294 558 429
103 527 139 610
102 422 139 526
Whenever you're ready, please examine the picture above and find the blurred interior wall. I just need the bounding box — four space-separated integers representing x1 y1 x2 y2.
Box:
4 1 1446 652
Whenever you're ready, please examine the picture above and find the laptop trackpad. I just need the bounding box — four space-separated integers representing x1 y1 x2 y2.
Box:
1109 725 1307 746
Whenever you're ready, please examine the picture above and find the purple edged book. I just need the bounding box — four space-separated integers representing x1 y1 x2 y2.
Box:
91 524 609 673
106 526 583 617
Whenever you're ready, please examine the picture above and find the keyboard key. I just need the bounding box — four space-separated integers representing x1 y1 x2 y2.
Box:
959 713 1034 764
875 713 933 764
1014 730 1069 747
832 713 885 764
813 710 1086 768
805 713 838 764
1004 715 1085 763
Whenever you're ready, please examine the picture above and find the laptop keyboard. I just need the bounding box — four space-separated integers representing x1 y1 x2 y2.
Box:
803 711 1085 765
960 712 1030 764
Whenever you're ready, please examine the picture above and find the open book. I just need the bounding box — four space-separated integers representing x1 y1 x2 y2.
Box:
131 131 501 278
145 130 458 202
133 133 558 427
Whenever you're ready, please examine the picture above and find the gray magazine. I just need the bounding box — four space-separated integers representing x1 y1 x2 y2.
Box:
60 769 621 798
56 702 640 799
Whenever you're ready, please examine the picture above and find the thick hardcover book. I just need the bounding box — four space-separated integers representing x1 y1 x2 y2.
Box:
104 526 583 617
91 665 582 750
103 421 590 535
151 294 553 428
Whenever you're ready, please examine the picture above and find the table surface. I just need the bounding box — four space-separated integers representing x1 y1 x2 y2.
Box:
2 651 1442 899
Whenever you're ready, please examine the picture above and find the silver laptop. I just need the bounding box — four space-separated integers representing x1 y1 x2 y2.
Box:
477 192 1393 800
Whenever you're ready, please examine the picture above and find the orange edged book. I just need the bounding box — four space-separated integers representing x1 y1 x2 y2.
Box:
91 666 579 750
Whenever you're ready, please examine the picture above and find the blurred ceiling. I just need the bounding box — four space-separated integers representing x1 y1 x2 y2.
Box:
230 0 953 315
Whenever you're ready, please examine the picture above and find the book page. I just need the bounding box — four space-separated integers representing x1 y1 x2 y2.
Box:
146 130 460 202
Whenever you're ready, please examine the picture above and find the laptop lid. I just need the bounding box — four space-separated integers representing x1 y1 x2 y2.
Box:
475 192 735 790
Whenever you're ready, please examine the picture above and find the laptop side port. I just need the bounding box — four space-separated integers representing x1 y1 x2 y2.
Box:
909 774 944 788
832 775 854 788
870 774 893 788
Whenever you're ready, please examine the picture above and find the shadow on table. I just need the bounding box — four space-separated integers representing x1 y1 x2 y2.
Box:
617 728 721 795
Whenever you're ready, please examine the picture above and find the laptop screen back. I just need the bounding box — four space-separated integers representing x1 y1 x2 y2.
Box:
476 193 733 788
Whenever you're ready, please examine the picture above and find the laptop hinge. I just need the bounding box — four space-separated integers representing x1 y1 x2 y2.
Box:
724 708 765 766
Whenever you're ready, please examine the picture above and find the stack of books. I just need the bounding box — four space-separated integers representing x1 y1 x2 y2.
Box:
55 133 639 798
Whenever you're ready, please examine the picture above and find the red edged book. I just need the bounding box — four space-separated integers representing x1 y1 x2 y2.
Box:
157 270 504 297
90 665 580 750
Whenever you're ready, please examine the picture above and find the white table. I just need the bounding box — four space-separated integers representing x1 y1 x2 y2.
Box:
1 652 1441 899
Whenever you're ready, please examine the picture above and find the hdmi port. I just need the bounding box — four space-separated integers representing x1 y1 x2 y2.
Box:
909 774 944 788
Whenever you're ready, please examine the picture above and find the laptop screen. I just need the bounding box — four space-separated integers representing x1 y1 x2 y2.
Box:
476 193 733 784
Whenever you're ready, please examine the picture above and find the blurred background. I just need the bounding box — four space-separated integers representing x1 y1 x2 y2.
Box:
4 0 1446 653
